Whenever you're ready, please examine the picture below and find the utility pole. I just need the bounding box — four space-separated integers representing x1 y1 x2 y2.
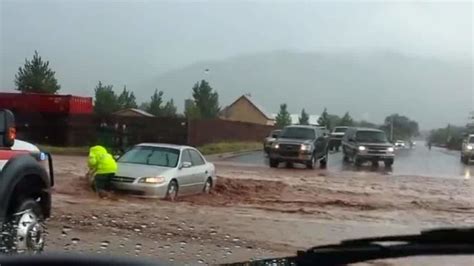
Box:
390 117 394 142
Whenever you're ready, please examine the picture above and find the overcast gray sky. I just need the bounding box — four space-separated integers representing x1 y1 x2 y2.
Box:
0 0 472 127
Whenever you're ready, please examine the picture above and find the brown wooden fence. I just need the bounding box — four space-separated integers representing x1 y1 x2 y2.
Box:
187 119 274 146
13 112 273 148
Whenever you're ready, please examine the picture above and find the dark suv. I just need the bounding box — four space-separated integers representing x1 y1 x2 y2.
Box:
0 109 54 254
268 125 329 169
341 127 394 167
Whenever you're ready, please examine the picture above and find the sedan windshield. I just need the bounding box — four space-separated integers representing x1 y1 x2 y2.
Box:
280 127 315 139
356 131 388 143
118 146 180 167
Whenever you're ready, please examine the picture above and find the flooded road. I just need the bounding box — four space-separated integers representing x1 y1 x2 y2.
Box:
43 154 474 265
223 142 473 179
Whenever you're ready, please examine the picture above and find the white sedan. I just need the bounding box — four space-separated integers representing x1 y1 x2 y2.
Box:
111 143 216 200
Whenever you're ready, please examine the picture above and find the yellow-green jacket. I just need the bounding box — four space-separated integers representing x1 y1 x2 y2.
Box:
88 146 117 174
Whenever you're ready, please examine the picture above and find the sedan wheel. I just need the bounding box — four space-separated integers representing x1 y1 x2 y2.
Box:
165 180 178 201
203 178 212 194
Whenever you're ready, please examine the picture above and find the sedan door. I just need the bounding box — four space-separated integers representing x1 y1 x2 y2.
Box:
176 149 196 195
188 149 209 193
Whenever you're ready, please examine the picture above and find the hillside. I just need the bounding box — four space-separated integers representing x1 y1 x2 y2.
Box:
140 50 472 128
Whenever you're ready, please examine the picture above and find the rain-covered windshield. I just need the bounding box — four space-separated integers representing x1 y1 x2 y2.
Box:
118 146 180 167
1 1 472 265
280 127 315 139
356 131 388 143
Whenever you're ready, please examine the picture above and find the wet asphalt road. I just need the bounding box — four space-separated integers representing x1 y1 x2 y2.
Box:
223 141 474 179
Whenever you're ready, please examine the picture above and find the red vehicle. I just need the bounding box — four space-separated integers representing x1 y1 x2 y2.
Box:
0 92 92 114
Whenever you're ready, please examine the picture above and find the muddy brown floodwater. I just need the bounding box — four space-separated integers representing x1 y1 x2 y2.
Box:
44 154 474 265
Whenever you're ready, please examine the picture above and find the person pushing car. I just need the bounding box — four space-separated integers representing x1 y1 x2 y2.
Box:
87 145 117 197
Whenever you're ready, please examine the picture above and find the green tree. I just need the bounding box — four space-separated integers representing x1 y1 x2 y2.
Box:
192 80 220 118
146 89 164 116
338 112 354 126
298 109 309 125
317 108 331 129
162 99 177 117
382 114 420 141
327 114 341 129
94 81 119 115
429 124 465 150
275 104 292 128
117 86 137 109
356 120 378 128
15 51 60 93
184 102 201 119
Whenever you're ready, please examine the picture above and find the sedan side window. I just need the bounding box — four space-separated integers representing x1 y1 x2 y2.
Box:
189 150 205 166
181 150 192 165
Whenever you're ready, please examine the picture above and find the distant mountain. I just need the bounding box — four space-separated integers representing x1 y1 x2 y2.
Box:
140 50 472 129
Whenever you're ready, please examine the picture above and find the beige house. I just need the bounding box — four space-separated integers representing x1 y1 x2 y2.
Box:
113 108 154 117
220 95 275 126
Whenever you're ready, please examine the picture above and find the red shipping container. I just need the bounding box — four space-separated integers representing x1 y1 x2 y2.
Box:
0 92 93 114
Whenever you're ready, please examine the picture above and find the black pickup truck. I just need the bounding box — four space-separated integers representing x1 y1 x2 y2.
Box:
268 125 329 169
0 109 54 254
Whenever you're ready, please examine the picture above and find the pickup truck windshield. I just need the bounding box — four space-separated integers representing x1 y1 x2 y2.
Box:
334 127 348 133
280 128 315 139
356 131 388 143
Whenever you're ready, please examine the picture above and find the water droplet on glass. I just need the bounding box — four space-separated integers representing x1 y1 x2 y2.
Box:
224 234 230 239
134 228 141 232
232 237 240 242
71 238 80 244
140 224 147 229
169 258 175 262
179 241 187 246
166 232 173 236
100 240 110 249
197 259 205 264
92 215 98 220
210 231 217 236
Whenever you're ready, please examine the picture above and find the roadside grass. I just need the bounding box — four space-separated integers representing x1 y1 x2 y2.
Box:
197 141 261 155
37 145 89 156
38 141 261 156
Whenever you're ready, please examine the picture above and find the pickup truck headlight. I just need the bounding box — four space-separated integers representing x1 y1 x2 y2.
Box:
358 146 366 151
272 143 280 149
300 144 311 151
467 145 473 150
140 176 166 184
387 147 395 152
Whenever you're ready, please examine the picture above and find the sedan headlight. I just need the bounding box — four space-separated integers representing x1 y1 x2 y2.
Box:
140 176 166 184
387 147 395 152
358 146 366 151
468 145 473 150
272 143 280 149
